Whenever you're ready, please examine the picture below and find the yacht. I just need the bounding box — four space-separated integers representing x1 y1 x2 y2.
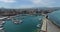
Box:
12 18 23 24
37 24 41 28
0 21 5 25
0 16 7 20
14 20 23 24
0 27 4 30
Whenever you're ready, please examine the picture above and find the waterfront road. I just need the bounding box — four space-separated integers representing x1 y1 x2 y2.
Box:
46 18 60 32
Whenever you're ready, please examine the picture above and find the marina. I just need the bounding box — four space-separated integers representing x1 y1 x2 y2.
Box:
0 0 60 32
0 14 43 32
0 10 60 32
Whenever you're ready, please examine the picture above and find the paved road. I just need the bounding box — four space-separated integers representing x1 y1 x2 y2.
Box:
46 19 60 32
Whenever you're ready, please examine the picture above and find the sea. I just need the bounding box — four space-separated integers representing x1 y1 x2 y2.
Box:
48 10 60 27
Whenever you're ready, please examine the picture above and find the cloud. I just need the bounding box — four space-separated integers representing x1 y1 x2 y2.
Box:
0 0 16 3
31 0 42 5
19 5 35 8
0 0 57 8
30 0 55 7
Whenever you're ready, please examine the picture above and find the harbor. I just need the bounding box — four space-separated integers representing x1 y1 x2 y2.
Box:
0 14 43 32
0 0 60 32
0 7 60 32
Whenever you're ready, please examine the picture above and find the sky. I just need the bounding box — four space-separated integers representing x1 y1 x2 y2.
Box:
0 0 60 8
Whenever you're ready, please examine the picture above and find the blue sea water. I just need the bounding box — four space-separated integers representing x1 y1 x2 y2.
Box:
3 14 43 32
48 10 60 27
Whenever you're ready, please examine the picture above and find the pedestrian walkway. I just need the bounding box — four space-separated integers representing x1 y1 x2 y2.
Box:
46 18 60 32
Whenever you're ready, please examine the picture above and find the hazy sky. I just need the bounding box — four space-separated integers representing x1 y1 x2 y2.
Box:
0 0 60 8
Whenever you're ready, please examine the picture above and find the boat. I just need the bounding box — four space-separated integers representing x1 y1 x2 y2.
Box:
0 27 4 30
0 16 8 20
0 21 5 25
37 24 41 28
0 14 43 32
15 20 22 24
12 18 23 24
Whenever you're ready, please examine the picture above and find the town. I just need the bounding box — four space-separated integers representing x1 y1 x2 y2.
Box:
0 7 60 16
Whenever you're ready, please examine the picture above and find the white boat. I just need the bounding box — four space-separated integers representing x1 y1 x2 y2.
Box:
0 17 7 20
0 21 5 25
37 24 41 28
0 27 4 30
12 19 23 24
